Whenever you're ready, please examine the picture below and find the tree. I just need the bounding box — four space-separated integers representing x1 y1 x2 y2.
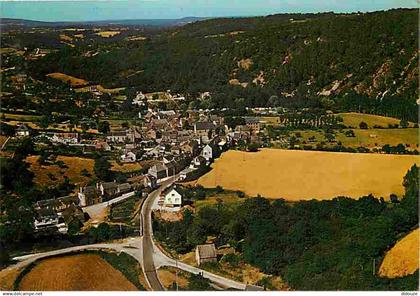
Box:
98 121 110 134
94 156 112 181
400 120 409 128
359 121 368 129
0 123 15 137
0 245 10 267
38 115 51 129
344 130 355 137
267 95 280 107
389 194 399 203
0 194 34 244
96 223 112 241
187 273 213 291
247 143 260 152
67 219 83 235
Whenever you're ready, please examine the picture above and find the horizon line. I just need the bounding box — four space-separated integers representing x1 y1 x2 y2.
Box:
1 7 413 23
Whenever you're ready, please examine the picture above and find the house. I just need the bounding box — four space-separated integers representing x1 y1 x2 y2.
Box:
78 185 101 207
190 155 206 168
107 130 129 143
179 167 197 181
95 141 111 151
244 117 261 133
146 129 158 140
180 140 199 156
150 119 169 130
161 187 182 208
195 244 217 266
15 124 30 137
99 181 125 199
201 144 213 163
35 195 78 212
34 208 67 234
121 151 136 163
143 174 158 189
62 203 85 223
51 132 79 144
193 122 216 137
148 163 168 180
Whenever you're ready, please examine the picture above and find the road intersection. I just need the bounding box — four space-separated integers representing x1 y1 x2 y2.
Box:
8 177 247 291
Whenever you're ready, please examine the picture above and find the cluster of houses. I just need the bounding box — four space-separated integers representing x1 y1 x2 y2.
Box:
11 107 266 236
33 195 86 235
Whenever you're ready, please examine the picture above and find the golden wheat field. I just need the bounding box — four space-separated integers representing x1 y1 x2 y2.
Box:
18 254 137 291
46 73 88 87
197 149 419 200
379 228 419 278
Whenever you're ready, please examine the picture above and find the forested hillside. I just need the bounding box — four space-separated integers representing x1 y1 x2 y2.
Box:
23 9 419 119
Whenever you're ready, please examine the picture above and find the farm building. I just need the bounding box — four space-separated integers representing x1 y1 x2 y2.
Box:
195 244 217 266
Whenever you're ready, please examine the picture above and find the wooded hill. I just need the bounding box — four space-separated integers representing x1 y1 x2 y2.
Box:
24 9 418 117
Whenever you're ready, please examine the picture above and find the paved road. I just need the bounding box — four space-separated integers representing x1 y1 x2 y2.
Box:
140 178 174 291
83 191 135 220
140 176 247 291
10 239 138 272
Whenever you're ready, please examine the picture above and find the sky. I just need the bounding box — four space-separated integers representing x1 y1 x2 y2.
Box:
0 0 418 22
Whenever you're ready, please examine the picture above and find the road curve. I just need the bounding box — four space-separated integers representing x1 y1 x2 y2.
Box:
140 176 247 291
140 178 175 291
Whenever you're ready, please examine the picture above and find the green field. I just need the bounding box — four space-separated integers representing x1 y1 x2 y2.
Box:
337 128 419 148
297 128 418 149
337 112 415 128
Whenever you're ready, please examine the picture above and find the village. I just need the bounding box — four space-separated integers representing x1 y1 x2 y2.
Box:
7 94 267 247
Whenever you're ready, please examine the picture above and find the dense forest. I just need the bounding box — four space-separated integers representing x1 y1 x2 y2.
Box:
15 9 417 120
154 165 419 290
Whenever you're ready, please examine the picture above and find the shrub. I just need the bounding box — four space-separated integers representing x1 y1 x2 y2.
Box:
359 121 368 129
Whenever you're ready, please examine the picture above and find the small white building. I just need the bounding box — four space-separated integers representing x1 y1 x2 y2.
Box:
201 144 213 163
121 151 136 163
162 188 182 208
15 124 30 137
